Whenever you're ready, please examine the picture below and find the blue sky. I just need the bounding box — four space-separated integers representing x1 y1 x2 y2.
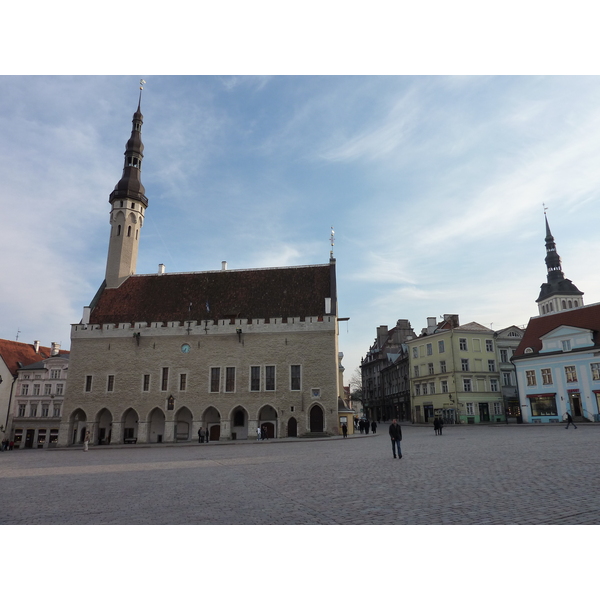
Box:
1 75 600 381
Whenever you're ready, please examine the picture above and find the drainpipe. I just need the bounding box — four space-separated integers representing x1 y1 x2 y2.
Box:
4 375 18 433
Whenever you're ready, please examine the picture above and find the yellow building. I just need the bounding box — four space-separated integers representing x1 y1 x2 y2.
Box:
407 316 505 424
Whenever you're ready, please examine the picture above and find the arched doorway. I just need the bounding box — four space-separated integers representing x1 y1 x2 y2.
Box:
287 417 297 437
148 407 166 443
69 409 87 446
309 405 324 433
258 405 277 439
175 406 193 442
122 408 139 443
231 406 249 440
95 408 113 445
204 406 221 441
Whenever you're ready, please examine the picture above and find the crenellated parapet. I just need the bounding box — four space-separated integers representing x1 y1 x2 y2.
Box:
72 314 337 339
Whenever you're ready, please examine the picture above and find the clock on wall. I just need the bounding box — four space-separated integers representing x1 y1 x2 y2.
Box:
181 344 191 354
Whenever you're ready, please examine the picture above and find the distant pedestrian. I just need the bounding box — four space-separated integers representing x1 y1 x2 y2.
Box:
565 413 578 430
358 420 364 434
198 428 204 443
9 440 14 450
257 427 262 441
438 418 443 436
433 417 440 435
262 425 269 440
371 421 377 434
389 419 402 459
83 430 91 452
342 423 348 438
205 427 210 442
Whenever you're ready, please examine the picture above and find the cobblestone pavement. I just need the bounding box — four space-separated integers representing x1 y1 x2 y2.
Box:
1 423 598 525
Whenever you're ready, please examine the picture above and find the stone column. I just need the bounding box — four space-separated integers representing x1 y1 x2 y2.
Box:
57 422 71 447
137 420 148 443
219 418 230 441
248 419 259 440
111 422 123 444
164 420 175 443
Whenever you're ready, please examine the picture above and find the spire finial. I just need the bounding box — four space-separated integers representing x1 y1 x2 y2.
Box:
330 226 335 259
138 79 146 110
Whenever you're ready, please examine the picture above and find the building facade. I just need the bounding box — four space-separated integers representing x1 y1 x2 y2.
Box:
361 319 415 421
512 303 600 424
58 94 341 447
10 346 68 448
0 339 68 439
494 326 525 421
407 316 505 425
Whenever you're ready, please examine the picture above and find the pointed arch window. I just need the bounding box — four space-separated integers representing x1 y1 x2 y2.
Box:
117 224 121 236
127 226 132 237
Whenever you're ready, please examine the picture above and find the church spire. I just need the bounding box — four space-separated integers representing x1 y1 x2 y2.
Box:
105 82 149 288
536 213 583 315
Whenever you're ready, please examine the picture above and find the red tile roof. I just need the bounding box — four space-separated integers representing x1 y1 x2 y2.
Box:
0 340 70 376
514 303 600 358
90 264 335 325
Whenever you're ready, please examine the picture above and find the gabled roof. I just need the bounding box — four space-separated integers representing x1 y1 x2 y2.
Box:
89 264 335 325
513 302 600 359
20 355 69 371
454 322 494 333
0 340 70 377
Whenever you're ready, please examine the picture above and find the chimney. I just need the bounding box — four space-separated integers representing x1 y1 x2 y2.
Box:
376 325 388 348
51 342 60 356
221 261 228 271
427 317 437 334
34 340 40 353
158 264 165 275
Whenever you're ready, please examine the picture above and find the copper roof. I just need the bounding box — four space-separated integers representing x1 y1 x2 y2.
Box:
0 340 70 376
90 264 335 325
513 303 600 358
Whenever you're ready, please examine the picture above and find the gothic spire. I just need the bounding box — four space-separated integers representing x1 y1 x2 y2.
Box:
536 214 583 314
109 86 148 207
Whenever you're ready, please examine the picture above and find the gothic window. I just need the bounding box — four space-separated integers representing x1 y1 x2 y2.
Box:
127 226 131 237
117 224 121 236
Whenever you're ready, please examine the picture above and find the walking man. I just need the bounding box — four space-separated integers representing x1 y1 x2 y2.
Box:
389 419 402 459
342 423 348 438
565 412 578 429
83 430 91 452
198 427 204 443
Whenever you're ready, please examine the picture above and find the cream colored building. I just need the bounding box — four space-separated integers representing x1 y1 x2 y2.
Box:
407 316 505 424
10 346 68 448
58 95 341 447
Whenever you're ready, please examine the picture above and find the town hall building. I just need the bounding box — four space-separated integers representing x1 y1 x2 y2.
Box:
58 92 341 446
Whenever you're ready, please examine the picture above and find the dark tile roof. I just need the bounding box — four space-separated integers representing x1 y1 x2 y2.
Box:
513 303 600 358
0 340 70 376
90 264 335 325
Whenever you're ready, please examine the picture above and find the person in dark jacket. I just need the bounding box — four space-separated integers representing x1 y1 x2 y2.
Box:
371 420 377 434
389 419 402 458
433 417 440 435
342 423 348 438
565 412 578 429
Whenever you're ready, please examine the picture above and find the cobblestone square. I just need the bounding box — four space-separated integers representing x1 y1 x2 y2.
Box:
1 423 598 525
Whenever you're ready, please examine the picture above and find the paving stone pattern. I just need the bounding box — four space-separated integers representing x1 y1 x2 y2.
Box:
1 424 597 525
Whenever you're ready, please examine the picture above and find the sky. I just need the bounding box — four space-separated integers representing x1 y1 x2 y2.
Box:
2 4 598 595
2 75 600 383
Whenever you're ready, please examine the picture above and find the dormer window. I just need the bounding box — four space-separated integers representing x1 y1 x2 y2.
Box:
562 340 572 352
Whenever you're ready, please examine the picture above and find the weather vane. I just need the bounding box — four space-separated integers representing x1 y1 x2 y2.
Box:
140 79 146 90
543 202 548 215
330 226 335 259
